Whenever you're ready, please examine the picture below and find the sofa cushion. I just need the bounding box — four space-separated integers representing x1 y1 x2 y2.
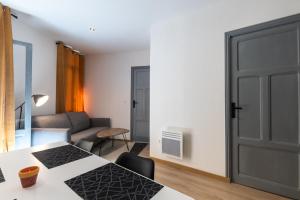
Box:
66 112 90 134
71 127 108 143
32 113 71 128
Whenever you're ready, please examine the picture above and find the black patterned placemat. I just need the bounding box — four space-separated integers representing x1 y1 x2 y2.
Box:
32 145 92 169
65 163 164 200
0 168 5 183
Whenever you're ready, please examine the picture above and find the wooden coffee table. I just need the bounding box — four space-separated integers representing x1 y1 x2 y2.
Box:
96 128 130 154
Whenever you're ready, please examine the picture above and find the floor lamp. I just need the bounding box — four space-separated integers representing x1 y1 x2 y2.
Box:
15 94 49 129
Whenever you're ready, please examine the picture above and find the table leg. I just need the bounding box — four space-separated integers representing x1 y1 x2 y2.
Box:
111 136 114 147
98 143 102 156
122 133 129 151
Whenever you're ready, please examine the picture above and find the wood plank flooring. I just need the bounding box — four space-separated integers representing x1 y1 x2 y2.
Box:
153 158 289 200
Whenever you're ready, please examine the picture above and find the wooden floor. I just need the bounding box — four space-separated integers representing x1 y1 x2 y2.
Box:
141 146 289 200
153 160 289 200
97 141 290 200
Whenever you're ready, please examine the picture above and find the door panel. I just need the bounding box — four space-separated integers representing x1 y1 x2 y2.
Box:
135 89 146 120
237 24 298 70
238 77 261 139
228 17 300 199
239 145 298 188
132 67 150 142
270 73 299 144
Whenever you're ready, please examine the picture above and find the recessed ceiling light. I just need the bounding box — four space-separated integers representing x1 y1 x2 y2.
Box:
89 26 96 32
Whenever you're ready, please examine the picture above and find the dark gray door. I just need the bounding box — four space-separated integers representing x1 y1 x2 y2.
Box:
227 15 300 199
131 66 150 142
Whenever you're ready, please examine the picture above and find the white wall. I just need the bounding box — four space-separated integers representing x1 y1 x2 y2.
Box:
150 0 300 176
85 50 150 139
13 44 26 109
12 19 56 116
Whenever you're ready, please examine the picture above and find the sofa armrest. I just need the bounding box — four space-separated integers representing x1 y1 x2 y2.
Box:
90 118 111 128
31 128 71 146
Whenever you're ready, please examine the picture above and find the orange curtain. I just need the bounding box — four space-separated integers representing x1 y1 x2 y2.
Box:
73 53 84 111
64 47 74 112
56 42 84 113
0 4 15 152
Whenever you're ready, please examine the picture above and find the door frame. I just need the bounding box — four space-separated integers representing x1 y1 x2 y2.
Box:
13 40 33 149
225 13 300 181
130 66 150 141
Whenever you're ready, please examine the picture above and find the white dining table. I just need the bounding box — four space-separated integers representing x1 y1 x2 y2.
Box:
0 142 193 200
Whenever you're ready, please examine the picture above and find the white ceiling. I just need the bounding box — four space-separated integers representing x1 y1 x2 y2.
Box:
2 0 209 54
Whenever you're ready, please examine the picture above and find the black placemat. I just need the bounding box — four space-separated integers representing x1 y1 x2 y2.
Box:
0 168 5 183
32 144 92 169
65 163 164 200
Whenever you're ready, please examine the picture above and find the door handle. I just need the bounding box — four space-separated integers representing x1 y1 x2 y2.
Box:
133 100 138 108
231 102 243 118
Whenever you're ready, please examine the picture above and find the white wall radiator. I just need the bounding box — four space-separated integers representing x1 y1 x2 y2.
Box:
161 130 183 159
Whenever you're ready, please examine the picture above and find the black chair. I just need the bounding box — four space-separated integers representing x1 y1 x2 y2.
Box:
75 140 94 152
115 152 155 180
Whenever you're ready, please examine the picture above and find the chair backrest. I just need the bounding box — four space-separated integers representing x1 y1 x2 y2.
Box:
75 140 94 152
115 152 155 180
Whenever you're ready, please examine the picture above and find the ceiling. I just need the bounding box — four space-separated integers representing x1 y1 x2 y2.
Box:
1 0 209 54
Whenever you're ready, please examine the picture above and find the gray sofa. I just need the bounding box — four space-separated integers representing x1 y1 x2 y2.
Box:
31 112 110 146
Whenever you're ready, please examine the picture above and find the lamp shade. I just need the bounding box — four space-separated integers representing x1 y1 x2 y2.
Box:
32 94 49 107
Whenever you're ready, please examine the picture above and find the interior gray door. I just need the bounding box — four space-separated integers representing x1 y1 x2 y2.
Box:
131 66 150 142
228 16 300 199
